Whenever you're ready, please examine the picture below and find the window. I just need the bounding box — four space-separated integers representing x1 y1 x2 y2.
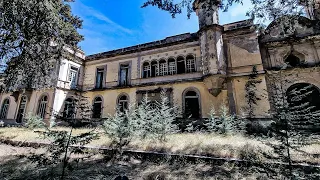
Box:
63 98 76 119
95 68 104 89
168 58 176 75
68 66 78 88
119 64 130 86
0 98 10 119
184 89 200 118
37 95 48 119
285 54 301 67
118 94 129 113
186 55 196 73
16 96 27 123
151 61 158 77
177 56 186 74
92 97 103 118
159 59 167 76
142 62 151 78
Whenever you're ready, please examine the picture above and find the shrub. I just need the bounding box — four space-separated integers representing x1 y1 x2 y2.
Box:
24 112 46 129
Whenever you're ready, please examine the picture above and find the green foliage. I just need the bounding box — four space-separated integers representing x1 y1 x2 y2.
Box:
142 0 307 24
24 112 46 129
245 65 262 118
205 105 246 134
1 0 83 90
103 105 138 154
154 90 178 141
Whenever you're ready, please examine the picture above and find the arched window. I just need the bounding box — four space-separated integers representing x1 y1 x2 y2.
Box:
186 55 196 73
16 96 27 123
0 98 10 119
142 62 151 78
37 95 48 119
177 56 186 74
159 59 167 76
151 60 158 77
285 54 301 67
168 58 176 75
183 89 200 118
63 98 76 119
118 94 129 113
92 96 103 118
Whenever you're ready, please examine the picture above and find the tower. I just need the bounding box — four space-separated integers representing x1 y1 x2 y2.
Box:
193 0 226 96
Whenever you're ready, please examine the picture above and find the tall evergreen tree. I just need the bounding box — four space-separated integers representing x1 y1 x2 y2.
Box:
0 0 83 90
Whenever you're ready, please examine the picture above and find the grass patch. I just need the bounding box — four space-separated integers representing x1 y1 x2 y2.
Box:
0 127 319 164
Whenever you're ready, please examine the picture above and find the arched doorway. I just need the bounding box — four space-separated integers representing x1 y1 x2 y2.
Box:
286 83 320 131
16 96 27 123
183 89 200 118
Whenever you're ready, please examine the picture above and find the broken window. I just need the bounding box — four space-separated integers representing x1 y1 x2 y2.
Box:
168 58 176 75
159 59 167 76
16 96 27 123
119 64 130 86
186 55 196 73
184 90 200 118
63 98 76 119
118 94 129 113
151 61 158 77
95 68 104 89
92 96 103 118
142 62 151 78
177 56 186 74
0 98 10 119
285 54 301 67
68 66 78 89
37 95 48 119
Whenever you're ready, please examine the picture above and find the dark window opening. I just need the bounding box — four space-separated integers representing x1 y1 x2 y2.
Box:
92 97 102 118
177 56 186 74
37 95 48 119
95 68 104 89
118 95 129 113
16 96 27 123
63 98 76 119
285 54 301 67
119 64 129 86
184 90 200 118
151 61 158 77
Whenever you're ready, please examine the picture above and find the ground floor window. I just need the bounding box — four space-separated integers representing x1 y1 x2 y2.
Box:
118 94 129 113
92 96 103 118
0 98 10 119
37 95 48 119
183 89 200 118
16 96 27 123
63 98 76 119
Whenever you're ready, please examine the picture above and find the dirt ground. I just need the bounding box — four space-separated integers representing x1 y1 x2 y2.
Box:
0 144 292 180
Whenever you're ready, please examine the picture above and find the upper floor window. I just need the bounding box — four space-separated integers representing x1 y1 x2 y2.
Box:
159 59 168 76
118 94 129 113
143 62 151 78
119 64 130 86
151 61 158 77
168 58 176 75
186 55 196 73
95 68 105 89
16 96 27 123
0 98 10 119
37 95 48 119
92 96 103 118
68 66 78 88
177 56 186 74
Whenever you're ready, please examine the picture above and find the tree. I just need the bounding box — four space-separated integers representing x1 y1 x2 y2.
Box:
245 65 262 119
0 0 83 90
142 0 316 23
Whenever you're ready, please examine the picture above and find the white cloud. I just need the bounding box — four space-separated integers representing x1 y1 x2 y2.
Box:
77 2 133 34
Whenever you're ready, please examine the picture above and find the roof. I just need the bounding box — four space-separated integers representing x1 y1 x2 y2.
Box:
86 33 199 61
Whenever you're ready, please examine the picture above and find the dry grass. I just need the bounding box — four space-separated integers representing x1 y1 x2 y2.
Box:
0 127 319 164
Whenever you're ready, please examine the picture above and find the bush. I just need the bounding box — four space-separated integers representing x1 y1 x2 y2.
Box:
24 112 46 129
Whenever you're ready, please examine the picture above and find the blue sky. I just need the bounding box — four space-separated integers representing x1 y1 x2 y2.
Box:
69 0 252 55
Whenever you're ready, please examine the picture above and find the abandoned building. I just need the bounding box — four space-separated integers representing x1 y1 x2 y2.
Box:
0 0 320 125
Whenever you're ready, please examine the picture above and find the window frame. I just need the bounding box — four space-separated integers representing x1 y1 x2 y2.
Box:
117 93 129 113
95 65 107 89
92 96 103 118
118 61 132 86
0 98 10 119
16 95 27 123
37 94 48 119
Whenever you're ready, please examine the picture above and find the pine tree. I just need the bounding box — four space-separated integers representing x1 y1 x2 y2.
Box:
154 90 178 142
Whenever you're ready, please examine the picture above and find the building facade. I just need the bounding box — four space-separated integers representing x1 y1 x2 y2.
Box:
0 0 319 125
